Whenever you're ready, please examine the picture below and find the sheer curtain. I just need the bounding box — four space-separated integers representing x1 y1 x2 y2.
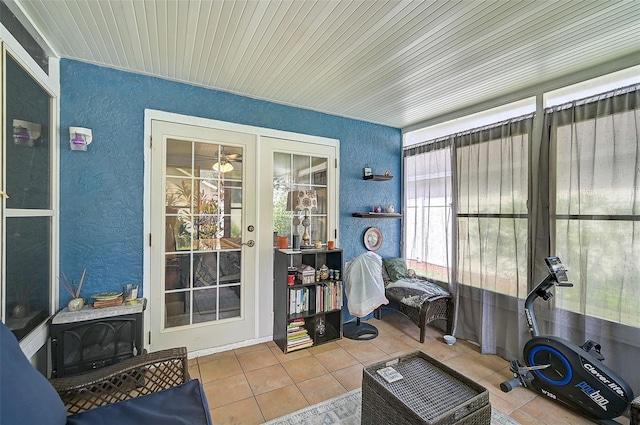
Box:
404 115 534 358
535 85 640 392
454 116 532 359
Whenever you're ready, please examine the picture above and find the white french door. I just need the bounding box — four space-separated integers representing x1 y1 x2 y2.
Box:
256 137 339 337
149 120 257 352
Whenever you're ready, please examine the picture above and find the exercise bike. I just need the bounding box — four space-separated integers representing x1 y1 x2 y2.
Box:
501 256 634 422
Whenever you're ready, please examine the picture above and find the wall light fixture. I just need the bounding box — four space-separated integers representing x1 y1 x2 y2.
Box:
69 127 92 151
13 119 41 146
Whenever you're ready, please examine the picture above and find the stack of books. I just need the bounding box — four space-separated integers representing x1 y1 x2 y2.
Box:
286 318 313 351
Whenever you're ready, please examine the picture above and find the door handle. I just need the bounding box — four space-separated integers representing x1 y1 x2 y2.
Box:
242 240 255 247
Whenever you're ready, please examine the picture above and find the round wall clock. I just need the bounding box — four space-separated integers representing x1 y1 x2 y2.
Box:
363 226 383 251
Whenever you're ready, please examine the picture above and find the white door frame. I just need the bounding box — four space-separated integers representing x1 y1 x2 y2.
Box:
143 110 339 354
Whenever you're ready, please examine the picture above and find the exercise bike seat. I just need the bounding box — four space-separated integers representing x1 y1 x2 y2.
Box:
580 340 605 361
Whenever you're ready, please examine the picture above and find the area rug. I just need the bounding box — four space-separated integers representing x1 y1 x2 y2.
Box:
262 388 520 425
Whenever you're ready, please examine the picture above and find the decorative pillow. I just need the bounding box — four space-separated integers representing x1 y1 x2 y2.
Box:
383 258 408 282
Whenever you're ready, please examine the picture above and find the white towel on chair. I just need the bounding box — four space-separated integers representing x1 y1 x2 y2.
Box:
345 252 389 317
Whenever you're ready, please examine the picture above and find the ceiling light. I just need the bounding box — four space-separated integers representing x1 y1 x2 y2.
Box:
212 159 234 173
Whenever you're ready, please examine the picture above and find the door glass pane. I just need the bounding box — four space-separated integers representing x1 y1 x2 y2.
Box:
273 152 329 248
5 54 51 210
165 292 190 328
292 155 310 184
218 286 241 319
164 139 243 328
5 217 51 339
166 140 193 175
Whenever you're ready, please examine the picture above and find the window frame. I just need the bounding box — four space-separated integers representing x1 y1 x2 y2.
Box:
1 24 60 357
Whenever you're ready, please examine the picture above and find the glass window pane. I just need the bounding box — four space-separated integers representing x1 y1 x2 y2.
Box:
165 255 190 291
166 291 190 328
220 252 241 284
457 217 528 296
309 216 326 245
405 149 453 283
193 288 217 323
5 217 51 339
293 155 310 184
457 136 528 214
5 54 51 210
193 253 218 287
555 220 640 327
315 187 327 215
311 157 328 185
219 286 241 319
555 112 640 216
166 139 193 176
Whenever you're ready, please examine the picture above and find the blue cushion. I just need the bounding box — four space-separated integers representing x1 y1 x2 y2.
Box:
66 379 212 425
0 321 67 425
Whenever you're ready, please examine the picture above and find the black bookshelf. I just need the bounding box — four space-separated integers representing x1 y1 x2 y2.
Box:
274 249 343 353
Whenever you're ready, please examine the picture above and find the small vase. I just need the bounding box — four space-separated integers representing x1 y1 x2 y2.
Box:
68 297 85 312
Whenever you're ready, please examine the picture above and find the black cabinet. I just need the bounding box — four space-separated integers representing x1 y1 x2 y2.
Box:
50 300 145 378
274 249 343 353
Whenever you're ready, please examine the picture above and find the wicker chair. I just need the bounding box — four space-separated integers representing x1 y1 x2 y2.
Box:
374 258 452 343
0 321 212 425
631 396 640 425
50 347 190 415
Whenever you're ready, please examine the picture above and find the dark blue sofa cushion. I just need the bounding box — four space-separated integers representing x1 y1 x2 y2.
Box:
66 379 212 425
0 321 67 425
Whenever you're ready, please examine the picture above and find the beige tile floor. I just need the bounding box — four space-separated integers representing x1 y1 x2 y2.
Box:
188 313 630 425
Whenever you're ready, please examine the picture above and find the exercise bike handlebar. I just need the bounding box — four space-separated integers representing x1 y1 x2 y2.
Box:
524 257 572 338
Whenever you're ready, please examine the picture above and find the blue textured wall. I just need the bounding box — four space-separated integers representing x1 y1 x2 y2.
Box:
59 60 401 307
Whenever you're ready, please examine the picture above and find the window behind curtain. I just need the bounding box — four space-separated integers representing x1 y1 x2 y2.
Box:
456 118 531 297
548 86 640 327
404 115 532 297
404 142 453 284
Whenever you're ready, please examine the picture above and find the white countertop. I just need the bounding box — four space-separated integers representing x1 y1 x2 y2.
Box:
52 298 146 324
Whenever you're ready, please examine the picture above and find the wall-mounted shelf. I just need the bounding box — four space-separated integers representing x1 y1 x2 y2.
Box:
363 174 393 181
352 212 402 218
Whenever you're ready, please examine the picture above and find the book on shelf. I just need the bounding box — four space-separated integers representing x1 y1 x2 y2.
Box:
315 280 343 312
289 287 311 314
287 340 313 351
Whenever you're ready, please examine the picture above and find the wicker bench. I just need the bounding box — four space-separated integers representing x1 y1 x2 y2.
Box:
375 258 452 343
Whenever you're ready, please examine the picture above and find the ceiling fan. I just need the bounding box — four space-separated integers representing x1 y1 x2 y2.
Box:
212 151 242 173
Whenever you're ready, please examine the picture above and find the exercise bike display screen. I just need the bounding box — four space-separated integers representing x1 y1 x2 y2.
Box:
545 256 568 282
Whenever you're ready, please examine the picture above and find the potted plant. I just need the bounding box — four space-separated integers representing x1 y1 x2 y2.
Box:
59 269 86 311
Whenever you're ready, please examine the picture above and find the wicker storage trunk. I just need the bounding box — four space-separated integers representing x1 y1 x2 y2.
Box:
362 351 491 425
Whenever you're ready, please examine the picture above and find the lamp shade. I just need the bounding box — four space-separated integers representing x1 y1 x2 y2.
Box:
212 160 234 173
288 190 317 211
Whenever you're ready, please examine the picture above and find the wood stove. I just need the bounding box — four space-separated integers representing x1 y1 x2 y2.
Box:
50 300 145 378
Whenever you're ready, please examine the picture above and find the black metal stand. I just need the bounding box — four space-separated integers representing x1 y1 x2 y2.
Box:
343 317 378 340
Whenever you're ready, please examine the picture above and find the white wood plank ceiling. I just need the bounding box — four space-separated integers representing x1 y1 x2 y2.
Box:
11 0 640 129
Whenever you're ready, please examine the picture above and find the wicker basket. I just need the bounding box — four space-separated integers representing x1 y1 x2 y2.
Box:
362 351 490 425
